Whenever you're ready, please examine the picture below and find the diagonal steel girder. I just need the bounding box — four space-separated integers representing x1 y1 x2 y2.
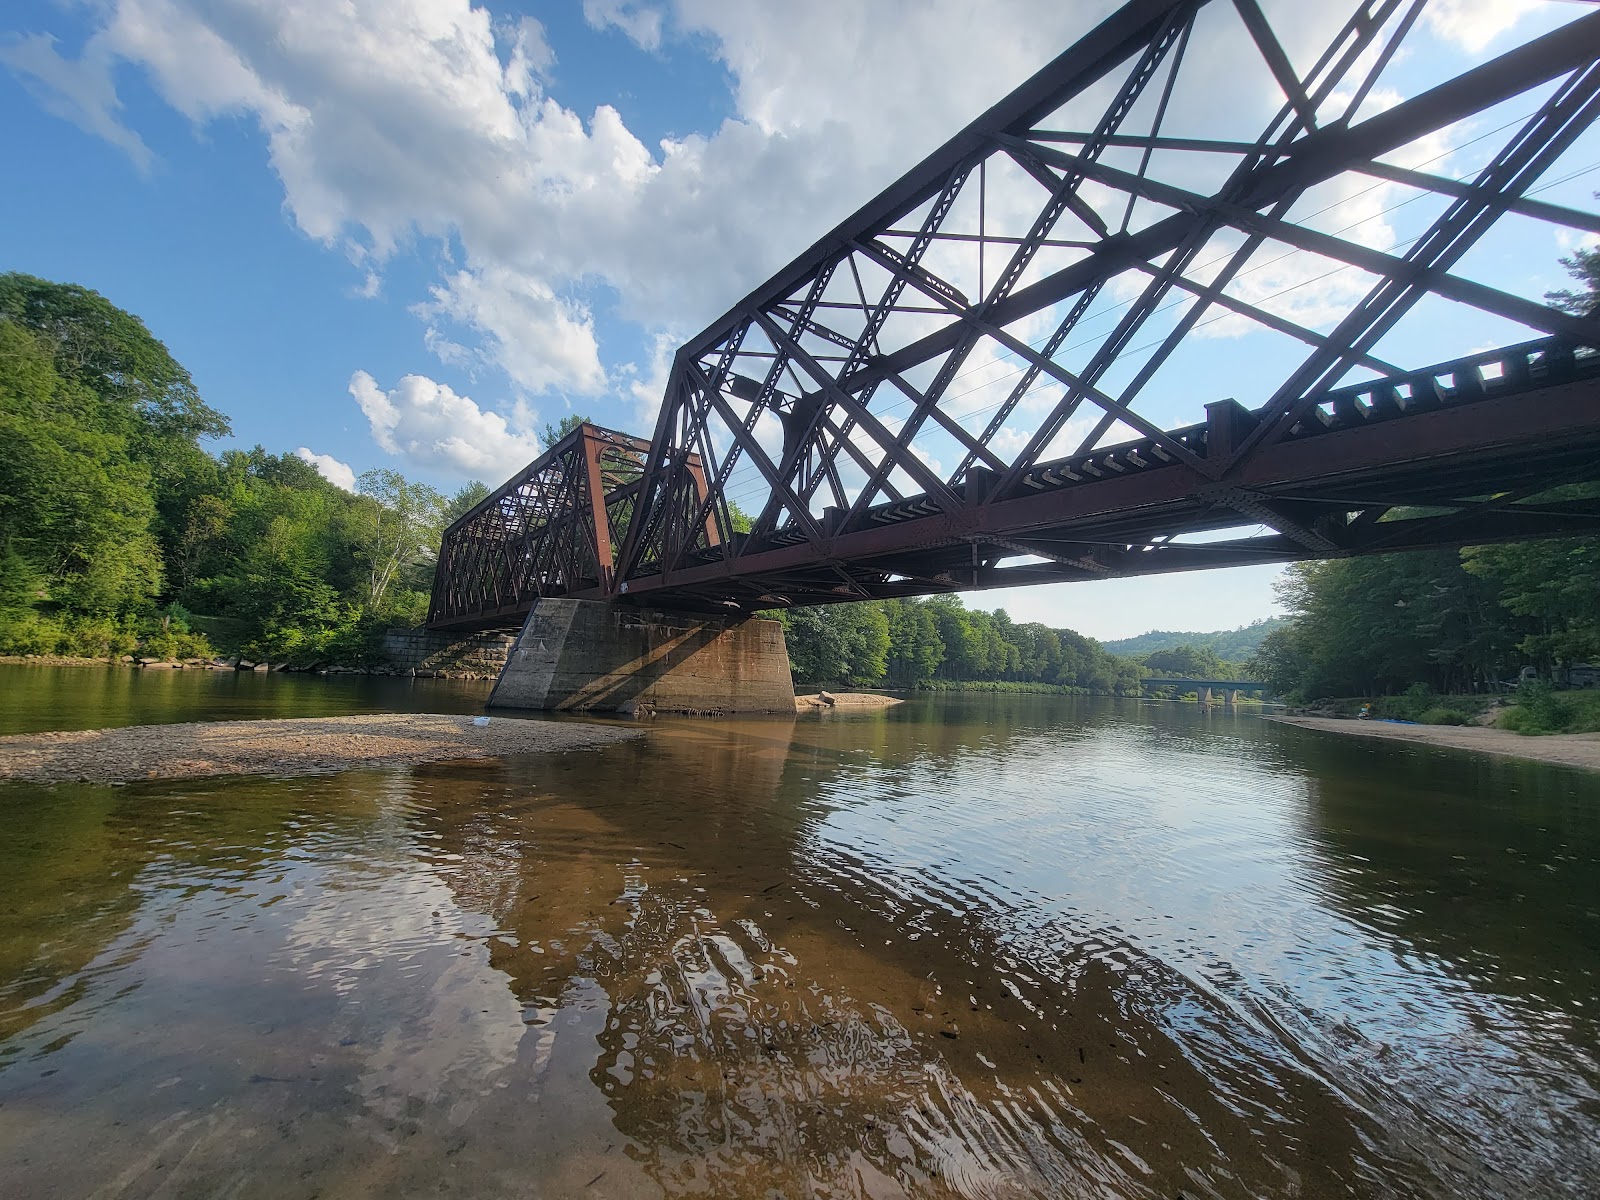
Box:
832 14 1600 401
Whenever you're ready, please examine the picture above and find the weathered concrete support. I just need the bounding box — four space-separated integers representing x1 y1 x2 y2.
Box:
488 598 795 715
382 627 516 677
1198 686 1212 705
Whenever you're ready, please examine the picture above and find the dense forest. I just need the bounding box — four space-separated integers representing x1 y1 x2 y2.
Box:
1104 618 1287 660
0 272 488 664
1249 537 1600 700
774 597 1150 693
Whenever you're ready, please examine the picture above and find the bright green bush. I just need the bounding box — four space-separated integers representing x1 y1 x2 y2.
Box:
0 609 62 655
1498 683 1600 734
0 607 212 660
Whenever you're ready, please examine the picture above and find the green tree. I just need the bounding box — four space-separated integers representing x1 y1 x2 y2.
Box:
1266 550 1518 698
541 413 589 448
1247 626 1311 695
842 603 891 682
780 603 890 684
183 448 366 659
1546 203 1599 315
883 599 944 683
782 607 850 683
0 274 229 447
1142 644 1226 678
354 469 446 612
1463 531 1600 667
443 480 491 525
0 322 164 615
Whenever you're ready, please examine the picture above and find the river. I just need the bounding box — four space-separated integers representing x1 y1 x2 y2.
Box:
0 666 1596 1198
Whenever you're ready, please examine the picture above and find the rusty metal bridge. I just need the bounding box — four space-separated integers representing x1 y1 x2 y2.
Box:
429 0 1600 633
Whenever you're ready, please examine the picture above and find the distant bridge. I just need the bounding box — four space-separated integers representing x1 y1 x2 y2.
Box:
1143 678 1273 702
429 0 1600 633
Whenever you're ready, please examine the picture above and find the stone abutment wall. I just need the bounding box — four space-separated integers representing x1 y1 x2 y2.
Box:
379 627 517 679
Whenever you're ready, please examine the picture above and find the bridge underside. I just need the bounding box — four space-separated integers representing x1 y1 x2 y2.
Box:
428 0 1600 634
431 339 1599 631
599 341 1600 616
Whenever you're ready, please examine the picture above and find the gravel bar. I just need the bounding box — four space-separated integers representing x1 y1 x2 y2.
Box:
1267 715 1600 772
0 714 644 785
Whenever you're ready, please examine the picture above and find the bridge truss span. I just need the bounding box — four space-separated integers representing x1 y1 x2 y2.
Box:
430 0 1600 631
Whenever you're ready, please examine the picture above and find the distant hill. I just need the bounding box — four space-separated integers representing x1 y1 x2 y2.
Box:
1103 617 1288 660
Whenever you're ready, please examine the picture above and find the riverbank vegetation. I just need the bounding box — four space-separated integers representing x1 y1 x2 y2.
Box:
1498 684 1600 735
0 273 485 665
775 597 1154 694
773 600 1279 694
1250 531 1600 730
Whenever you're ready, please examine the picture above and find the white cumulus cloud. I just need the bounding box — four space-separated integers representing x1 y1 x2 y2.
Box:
415 264 607 397
294 447 358 491
349 369 542 480
0 0 1128 406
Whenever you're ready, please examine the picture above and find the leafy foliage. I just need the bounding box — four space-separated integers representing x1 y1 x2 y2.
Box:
775 595 1146 693
1255 535 1600 703
0 273 470 664
1545 202 1600 316
1498 683 1600 735
442 481 491 525
541 413 589 448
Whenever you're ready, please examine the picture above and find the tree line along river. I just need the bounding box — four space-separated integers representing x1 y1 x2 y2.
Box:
0 665 1596 1198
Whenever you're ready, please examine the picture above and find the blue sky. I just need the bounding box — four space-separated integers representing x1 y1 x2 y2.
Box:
3 0 1595 639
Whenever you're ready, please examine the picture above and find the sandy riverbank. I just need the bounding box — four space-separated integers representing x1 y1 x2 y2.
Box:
0 714 644 785
1267 715 1600 772
795 692 903 711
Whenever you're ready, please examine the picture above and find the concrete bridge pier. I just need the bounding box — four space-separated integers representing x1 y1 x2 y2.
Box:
488 598 796 715
1198 686 1212 705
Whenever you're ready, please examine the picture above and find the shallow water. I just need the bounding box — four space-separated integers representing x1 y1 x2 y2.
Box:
0 662 492 734
1 673 1597 1198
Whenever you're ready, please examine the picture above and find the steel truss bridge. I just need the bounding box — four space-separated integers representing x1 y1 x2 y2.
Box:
429 0 1600 633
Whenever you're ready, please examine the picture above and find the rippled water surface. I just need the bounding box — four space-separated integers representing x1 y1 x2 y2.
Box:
2 674 1598 1198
